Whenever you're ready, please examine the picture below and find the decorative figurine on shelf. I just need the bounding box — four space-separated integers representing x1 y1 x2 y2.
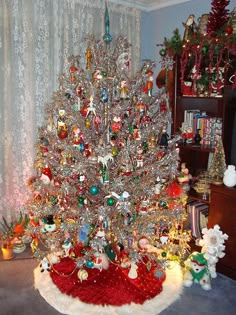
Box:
194 128 202 145
177 163 190 185
186 127 193 144
223 165 236 188
182 14 197 41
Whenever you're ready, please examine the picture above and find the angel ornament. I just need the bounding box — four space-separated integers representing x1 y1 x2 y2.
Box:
86 96 96 117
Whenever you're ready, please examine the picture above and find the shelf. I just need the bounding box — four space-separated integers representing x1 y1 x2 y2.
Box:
180 95 223 100
177 143 215 153
188 188 210 204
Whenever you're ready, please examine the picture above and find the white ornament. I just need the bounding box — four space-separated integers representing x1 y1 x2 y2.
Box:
77 269 88 282
128 262 138 279
223 165 236 188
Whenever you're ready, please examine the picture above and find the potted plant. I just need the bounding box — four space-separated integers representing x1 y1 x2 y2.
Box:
0 212 29 259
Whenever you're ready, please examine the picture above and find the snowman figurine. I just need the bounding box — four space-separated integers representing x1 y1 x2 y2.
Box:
223 165 236 188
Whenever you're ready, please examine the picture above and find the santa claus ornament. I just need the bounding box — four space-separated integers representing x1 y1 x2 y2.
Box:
40 166 53 185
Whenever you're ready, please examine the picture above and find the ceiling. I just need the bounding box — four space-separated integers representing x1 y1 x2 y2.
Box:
110 0 192 12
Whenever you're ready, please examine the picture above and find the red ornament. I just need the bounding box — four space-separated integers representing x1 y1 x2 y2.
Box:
80 105 88 117
225 26 233 36
42 166 53 181
69 65 78 83
58 129 68 139
166 181 182 197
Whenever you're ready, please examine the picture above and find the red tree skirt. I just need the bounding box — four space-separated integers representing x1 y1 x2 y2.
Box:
50 257 166 306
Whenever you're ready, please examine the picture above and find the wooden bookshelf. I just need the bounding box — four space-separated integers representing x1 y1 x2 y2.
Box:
208 184 236 280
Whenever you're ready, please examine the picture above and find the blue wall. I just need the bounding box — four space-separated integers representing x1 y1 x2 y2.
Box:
141 0 235 88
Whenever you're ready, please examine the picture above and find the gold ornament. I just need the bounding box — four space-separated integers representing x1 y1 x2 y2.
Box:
85 118 91 128
86 47 92 70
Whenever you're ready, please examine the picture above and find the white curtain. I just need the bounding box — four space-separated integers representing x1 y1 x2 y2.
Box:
0 0 141 218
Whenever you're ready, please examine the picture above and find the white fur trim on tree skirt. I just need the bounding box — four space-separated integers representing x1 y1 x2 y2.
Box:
34 262 183 315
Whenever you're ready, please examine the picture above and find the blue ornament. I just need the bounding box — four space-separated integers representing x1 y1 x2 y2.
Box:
86 260 94 269
103 4 112 44
79 223 91 243
103 33 112 44
89 185 99 195
79 142 85 153
101 87 108 103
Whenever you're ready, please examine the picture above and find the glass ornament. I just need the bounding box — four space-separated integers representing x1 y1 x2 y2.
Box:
159 48 166 57
86 260 94 268
202 46 208 54
111 146 119 157
89 185 99 195
171 35 178 43
79 142 85 153
78 197 85 206
85 118 91 128
107 197 115 206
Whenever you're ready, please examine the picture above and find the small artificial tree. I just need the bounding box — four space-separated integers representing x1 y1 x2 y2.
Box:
208 135 226 184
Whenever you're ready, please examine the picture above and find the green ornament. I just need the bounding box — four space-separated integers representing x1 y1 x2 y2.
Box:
50 196 57 206
89 185 99 195
159 200 167 208
159 48 166 57
101 70 107 77
142 141 148 153
161 251 167 258
65 92 71 99
107 197 115 206
78 196 85 206
202 46 208 54
129 125 133 135
171 35 178 43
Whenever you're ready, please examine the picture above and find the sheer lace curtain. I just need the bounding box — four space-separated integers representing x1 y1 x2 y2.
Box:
0 0 141 218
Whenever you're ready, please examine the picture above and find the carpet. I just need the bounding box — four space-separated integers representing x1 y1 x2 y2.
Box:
34 262 183 315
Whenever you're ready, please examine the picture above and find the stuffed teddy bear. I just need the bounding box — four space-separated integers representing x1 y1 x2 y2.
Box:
183 251 211 290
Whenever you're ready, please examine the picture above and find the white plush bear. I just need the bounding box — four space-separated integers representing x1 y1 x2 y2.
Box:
183 252 211 290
